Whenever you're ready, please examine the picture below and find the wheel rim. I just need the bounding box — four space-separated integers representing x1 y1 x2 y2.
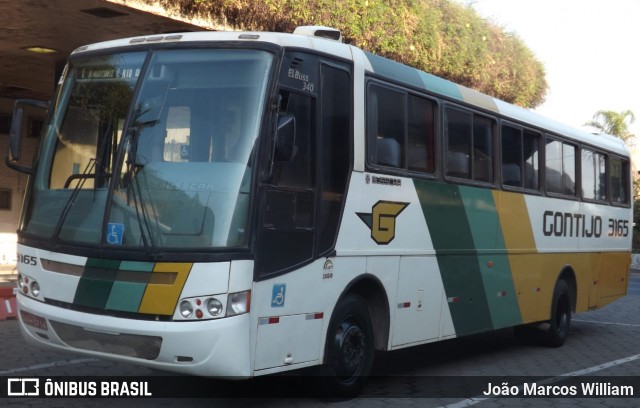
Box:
334 319 367 380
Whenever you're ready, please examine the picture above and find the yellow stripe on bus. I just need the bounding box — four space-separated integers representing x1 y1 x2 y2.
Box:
138 262 192 315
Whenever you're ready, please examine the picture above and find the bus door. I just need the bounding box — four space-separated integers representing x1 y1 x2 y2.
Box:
254 53 352 371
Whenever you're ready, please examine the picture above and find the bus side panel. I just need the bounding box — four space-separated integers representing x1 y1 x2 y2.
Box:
416 180 500 335
599 252 630 305
460 187 522 329
525 195 631 311
335 173 458 348
392 256 446 346
416 181 530 334
494 190 551 324
250 257 370 374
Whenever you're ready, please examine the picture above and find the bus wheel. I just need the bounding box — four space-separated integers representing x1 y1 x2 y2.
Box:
319 293 374 399
545 279 572 347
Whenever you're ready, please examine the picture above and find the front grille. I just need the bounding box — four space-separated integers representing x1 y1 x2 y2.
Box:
50 320 162 360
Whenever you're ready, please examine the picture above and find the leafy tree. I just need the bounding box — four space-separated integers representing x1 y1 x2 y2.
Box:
144 0 548 108
584 110 636 142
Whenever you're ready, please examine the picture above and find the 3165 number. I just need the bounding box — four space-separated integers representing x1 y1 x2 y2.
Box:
607 219 629 237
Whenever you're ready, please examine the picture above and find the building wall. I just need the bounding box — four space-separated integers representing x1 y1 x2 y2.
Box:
0 97 44 263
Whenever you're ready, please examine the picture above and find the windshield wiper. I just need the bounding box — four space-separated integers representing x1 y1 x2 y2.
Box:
121 116 160 257
51 157 97 242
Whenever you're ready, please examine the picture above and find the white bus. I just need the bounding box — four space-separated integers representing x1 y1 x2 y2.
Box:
8 26 631 396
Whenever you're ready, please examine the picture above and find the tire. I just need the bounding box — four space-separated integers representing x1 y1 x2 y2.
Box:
545 279 572 347
319 293 375 399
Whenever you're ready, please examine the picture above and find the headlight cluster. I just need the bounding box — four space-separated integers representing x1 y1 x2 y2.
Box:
176 290 250 321
18 273 42 299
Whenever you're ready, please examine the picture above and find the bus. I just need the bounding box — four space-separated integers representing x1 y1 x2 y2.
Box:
7 26 632 396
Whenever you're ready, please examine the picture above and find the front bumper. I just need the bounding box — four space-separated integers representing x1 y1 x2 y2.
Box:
17 294 252 377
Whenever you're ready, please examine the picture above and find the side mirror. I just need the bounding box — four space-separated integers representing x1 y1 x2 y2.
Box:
6 99 49 173
274 115 296 162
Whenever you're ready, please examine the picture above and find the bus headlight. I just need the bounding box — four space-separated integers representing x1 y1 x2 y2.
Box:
179 300 193 318
227 291 251 316
206 298 223 317
30 281 40 297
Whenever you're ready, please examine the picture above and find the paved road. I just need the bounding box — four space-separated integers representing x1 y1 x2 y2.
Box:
2 274 640 407
628 272 640 295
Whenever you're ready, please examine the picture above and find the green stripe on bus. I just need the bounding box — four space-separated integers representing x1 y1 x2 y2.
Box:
105 281 147 312
73 258 121 309
103 261 154 312
414 180 493 335
366 52 464 101
119 260 155 272
458 187 522 329
417 71 464 102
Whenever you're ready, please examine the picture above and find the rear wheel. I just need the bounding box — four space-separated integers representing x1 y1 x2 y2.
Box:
545 279 572 347
319 293 374 399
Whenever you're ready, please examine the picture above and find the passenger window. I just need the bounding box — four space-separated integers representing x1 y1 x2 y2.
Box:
407 96 435 173
545 138 576 196
501 125 522 187
611 157 630 204
445 107 494 182
446 108 472 179
473 116 493 183
523 130 540 190
368 85 404 168
581 149 607 201
367 83 436 174
501 125 540 190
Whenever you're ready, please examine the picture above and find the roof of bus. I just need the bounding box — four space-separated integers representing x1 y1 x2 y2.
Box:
73 30 629 158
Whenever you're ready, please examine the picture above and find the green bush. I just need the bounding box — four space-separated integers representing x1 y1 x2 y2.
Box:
151 0 547 108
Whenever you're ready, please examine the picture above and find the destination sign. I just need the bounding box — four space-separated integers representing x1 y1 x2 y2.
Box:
78 66 141 81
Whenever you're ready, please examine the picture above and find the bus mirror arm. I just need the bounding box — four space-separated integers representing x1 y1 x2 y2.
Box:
274 114 296 162
6 99 49 174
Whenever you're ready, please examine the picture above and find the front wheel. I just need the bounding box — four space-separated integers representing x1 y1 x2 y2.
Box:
319 293 374 399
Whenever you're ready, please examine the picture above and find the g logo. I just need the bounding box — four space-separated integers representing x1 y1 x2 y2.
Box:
357 201 409 245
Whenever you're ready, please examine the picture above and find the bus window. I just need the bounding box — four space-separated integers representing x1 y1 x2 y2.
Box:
523 130 540 190
501 125 540 190
367 82 436 174
501 125 522 187
407 95 435 174
611 157 630 204
581 149 607 201
368 84 405 168
273 91 315 188
473 116 493 183
545 138 576 196
445 107 472 179
318 63 351 255
445 106 494 182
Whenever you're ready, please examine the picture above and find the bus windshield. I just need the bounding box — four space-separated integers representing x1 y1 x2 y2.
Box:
23 48 273 251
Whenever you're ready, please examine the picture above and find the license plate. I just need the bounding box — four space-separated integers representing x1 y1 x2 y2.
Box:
20 310 48 331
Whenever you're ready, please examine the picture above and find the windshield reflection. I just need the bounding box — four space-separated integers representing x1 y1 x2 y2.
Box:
23 49 273 251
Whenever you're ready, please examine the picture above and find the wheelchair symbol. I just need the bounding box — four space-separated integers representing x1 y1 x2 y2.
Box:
106 223 124 245
271 284 286 307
